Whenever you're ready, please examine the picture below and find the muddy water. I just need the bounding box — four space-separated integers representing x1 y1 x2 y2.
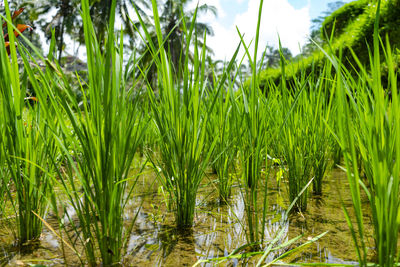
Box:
0 165 374 266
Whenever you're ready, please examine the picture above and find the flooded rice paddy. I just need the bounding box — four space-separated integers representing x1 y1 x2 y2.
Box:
0 162 375 266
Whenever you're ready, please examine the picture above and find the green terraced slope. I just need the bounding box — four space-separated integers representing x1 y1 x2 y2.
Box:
259 0 400 89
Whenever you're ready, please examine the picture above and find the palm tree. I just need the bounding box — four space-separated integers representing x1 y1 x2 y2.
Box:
258 45 292 69
160 0 216 71
120 0 151 48
134 0 217 84
87 0 151 52
49 0 81 61
10 0 149 60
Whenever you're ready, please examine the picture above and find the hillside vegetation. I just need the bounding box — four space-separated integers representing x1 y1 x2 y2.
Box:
259 0 400 89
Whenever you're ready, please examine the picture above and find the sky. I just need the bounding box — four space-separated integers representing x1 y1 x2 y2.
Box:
189 0 354 60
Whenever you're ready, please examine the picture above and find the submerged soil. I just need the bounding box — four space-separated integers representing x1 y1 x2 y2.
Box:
0 162 375 266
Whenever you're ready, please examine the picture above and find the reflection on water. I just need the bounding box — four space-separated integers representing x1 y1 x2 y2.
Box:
0 165 374 266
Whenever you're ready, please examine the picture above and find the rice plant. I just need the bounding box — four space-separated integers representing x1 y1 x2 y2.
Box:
138 0 238 228
330 107 342 166
206 65 240 204
233 0 272 247
279 75 314 212
309 63 335 195
59 1 143 264
0 1 55 244
13 0 146 264
277 57 335 208
332 1 400 265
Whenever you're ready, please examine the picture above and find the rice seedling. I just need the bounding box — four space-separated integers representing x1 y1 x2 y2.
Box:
53 1 144 264
233 0 272 247
233 0 317 250
0 1 55 244
206 65 240 204
329 1 400 265
137 0 239 228
330 109 342 166
277 57 335 207
279 73 314 212
0 87 6 219
13 0 146 264
309 63 335 195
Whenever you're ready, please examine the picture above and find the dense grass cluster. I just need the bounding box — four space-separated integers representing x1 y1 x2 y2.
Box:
0 0 399 265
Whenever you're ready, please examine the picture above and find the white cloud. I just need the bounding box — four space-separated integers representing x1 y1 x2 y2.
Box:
206 0 311 61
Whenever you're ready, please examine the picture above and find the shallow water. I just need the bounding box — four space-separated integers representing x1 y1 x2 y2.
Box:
0 164 375 266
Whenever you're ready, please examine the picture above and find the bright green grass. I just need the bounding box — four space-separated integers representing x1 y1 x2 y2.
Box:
136 0 241 228
232 0 273 247
6 0 145 264
326 1 400 265
0 0 56 244
207 64 240 203
0 0 399 265
47 1 145 264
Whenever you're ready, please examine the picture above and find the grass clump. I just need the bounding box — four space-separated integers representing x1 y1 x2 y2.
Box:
207 66 240 204
276 55 335 208
11 0 146 264
138 0 234 228
0 0 55 244
52 0 144 264
332 1 400 265
279 87 313 212
233 0 272 247
308 64 335 195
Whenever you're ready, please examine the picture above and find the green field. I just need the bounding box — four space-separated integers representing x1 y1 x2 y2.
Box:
0 0 399 266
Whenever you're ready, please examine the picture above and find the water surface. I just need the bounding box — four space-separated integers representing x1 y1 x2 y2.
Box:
0 165 375 266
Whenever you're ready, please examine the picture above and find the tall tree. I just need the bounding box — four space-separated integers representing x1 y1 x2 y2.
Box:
160 0 216 71
134 0 217 83
258 45 292 69
7 0 149 60
5 0 216 68
89 0 151 51
51 0 81 61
